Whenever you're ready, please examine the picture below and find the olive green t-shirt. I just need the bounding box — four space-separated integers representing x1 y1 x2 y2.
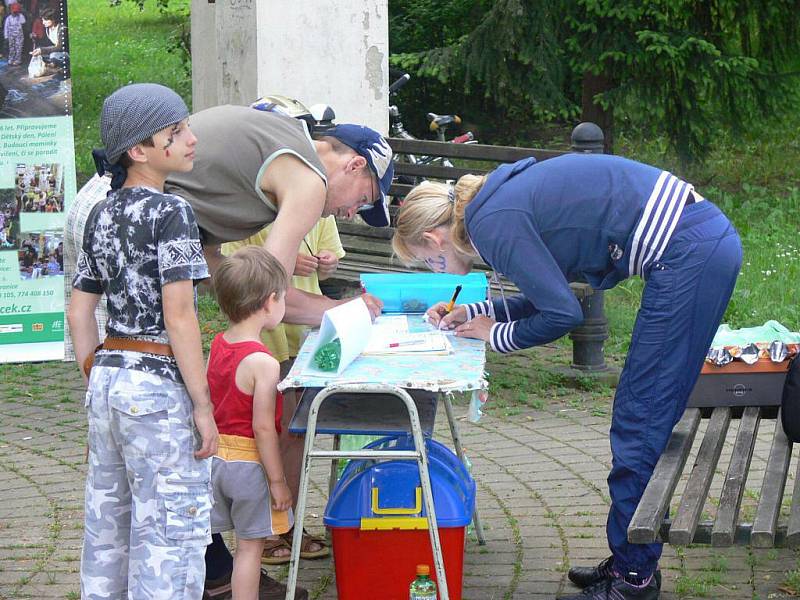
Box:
165 105 327 246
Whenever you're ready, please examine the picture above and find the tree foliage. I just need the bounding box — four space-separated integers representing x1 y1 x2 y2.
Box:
391 0 800 163
390 1 576 144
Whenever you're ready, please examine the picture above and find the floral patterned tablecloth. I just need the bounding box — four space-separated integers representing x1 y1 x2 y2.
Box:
278 315 487 394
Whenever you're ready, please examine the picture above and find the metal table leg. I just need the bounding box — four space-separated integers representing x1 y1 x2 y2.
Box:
442 392 486 545
327 433 340 498
285 384 451 600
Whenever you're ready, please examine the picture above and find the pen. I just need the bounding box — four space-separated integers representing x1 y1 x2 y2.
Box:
445 284 462 313
438 284 463 330
388 339 427 348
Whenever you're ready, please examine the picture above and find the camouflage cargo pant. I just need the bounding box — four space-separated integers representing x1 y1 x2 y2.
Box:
81 367 212 599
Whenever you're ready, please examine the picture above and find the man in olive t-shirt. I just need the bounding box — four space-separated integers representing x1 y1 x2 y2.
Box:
165 104 394 324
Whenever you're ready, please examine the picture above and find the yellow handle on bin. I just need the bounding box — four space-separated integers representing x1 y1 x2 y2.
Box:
371 486 422 515
360 516 428 530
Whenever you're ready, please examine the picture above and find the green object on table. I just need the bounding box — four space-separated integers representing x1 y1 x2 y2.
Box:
314 338 341 371
711 321 800 347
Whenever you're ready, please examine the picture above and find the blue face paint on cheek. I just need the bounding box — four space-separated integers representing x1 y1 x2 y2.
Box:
425 254 447 272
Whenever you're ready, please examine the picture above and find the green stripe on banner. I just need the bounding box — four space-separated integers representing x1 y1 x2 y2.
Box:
0 313 65 344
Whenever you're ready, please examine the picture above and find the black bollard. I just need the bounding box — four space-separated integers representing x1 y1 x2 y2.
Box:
571 122 605 154
568 284 608 371
564 122 618 383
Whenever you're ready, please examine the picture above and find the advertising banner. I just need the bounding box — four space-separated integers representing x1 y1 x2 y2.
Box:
0 0 75 362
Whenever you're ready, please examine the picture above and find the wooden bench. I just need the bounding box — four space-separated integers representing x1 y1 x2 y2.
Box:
628 361 794 547
322 124 615 375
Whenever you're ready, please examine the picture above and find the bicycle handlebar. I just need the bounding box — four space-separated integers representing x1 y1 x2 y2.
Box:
427 113 461 131
389 73 411 95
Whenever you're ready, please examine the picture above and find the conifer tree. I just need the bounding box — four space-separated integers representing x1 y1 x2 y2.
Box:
392 0 800 163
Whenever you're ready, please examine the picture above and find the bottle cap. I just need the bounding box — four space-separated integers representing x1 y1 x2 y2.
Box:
416 564 430 576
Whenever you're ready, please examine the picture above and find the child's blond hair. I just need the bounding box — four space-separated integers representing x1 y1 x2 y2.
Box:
214 246 288 323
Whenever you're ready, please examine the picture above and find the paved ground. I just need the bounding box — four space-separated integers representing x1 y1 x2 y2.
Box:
1 361 799 599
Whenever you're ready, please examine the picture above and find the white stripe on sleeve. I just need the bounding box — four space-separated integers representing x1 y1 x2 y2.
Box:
464 301 490 321
490 322 519 353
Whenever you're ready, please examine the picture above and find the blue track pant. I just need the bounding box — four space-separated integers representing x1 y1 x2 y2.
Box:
607 200 742 577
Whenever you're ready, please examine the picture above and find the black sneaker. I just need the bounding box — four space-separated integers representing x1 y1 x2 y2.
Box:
568 556 661 590
557 573 659 600
568 555 614 588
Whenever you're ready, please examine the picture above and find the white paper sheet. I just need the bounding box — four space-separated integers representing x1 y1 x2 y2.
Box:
368 315 409 341
363 331 453 355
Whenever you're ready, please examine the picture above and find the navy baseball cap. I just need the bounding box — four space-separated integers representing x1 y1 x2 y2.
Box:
324 124 394 227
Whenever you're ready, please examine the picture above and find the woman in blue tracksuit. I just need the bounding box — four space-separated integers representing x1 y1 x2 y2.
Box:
392 153 742 600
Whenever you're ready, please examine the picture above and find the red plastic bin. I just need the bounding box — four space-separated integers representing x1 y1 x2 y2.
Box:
330 526 466 599
324 436 475 599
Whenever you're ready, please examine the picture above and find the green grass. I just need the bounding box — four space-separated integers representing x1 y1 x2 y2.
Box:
71 0 190 182
604 105 800 355
674 572 723 598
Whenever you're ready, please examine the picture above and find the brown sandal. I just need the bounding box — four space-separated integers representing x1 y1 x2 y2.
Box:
260 535 292 565
280 528 330 560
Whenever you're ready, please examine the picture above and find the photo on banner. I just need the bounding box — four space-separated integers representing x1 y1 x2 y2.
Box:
0 0 75 363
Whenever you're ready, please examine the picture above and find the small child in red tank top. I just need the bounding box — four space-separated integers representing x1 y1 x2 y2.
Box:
207 246 291 599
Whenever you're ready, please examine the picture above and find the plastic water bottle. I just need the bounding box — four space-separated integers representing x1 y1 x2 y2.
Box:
409 564 437 599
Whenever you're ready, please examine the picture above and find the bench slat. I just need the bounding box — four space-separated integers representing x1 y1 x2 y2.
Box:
674 522 787 546
711 406 761 546
389 182 414 198
394 162 489 181
669 407 732 545
628 408 702 544
388 137 566 162
335 220 395 239
786 458 800 546
338 234 400 256
752 411 793 548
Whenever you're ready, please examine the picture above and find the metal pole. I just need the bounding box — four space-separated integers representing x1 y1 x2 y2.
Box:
568 122 611 374
442 393 486 545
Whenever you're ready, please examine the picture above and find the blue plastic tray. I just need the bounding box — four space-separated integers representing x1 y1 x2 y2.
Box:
360 272 487 313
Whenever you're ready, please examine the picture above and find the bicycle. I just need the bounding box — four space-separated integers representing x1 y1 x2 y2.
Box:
388 71 476 187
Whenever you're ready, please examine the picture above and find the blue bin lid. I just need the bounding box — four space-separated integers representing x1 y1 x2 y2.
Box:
325 436 476 528
339 435 469 486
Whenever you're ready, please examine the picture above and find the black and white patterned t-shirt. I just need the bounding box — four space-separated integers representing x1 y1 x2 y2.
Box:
73 186 209 382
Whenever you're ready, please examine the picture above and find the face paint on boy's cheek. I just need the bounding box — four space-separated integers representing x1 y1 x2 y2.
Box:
162 134 175 155
425 254 447 272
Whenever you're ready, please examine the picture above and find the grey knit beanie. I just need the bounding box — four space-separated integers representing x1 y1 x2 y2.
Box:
100 83 189 165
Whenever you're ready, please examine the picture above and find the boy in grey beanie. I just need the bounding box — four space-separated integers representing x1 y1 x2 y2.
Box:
68 83 219 600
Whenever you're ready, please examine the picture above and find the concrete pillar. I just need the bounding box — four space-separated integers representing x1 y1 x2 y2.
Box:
190 0 389 134
190 0 218 113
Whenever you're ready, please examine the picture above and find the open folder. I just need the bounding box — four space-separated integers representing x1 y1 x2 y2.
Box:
309 299 452 373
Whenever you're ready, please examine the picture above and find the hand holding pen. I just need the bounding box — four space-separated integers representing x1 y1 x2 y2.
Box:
440 284 462 330
424 285 467 330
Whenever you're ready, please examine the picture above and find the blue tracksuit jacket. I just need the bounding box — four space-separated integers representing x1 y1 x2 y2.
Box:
463 153 698 353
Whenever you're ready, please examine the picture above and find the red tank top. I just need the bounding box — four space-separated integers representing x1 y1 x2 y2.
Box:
208 334 283 437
